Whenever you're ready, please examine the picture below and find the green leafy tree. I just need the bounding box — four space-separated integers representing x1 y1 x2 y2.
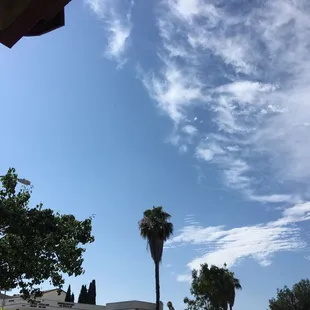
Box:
184 263 241 310
87 280 96 305
65 285 72 302
0 168 94 298
139 206 174 310
269 279 310 310
78 285 88 304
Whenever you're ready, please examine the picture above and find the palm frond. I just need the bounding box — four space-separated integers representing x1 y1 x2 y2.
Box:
138 206 174 263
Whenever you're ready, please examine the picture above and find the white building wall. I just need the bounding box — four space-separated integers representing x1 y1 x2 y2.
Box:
3 297 159 310
4 298 106 310
106 301 162 310
41 291 66 302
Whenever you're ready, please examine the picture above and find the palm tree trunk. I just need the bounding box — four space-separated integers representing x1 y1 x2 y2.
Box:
155 261 160 310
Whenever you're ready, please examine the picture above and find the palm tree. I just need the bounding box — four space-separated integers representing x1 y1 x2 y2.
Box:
222 265 242 310
227 274 241 310
139 206 174 310
167 301 175 310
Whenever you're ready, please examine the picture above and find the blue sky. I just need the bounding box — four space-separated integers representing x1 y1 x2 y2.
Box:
1 0 310 309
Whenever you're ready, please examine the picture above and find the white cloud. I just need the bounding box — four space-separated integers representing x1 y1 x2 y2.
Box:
105 18 131 61
226 145 239 152
249 194 300 204
169 0 200 20
168 0 219 22
275 202 310 226
215 81 276 104
88 0 310 192
196 141 225 162
168 202 310 279
88 0 310 280
183 125 198 135
85 0 106 16
196 148 214 161
223 159 250 189
140 0 310 197
187 223 302 270
142 64 204 123
177 274 192 283
166 225 225 245
85 0 133 64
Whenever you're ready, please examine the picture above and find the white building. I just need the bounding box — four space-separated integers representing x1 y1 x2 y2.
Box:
1 289 162 310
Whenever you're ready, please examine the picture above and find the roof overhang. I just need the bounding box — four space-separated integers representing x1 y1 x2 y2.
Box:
0 0 71 48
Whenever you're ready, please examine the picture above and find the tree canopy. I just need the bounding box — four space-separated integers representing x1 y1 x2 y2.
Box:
0 168 94 298
184 263 241 310
269 279 310 310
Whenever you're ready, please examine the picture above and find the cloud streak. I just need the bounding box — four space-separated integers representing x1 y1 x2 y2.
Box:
85 0 133 65
87 0 310 282
168 202 310 281
87 0 310 194
139 0 310 201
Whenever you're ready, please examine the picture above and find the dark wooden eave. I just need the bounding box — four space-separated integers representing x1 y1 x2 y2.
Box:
0 0 71 48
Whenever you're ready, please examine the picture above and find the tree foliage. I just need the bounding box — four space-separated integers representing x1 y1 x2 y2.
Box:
0 168 94 298
139 206 174 310
269 279 310 310
184 263 241 310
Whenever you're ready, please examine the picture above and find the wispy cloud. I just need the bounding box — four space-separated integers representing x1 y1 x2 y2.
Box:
87 0 310 195
248 194 301 204
177 274 192 283
142 63 204 123
87 0 310 282
168 202 310 281
183 125 198 136
196 147 214 162
157 0 310 281
105 17 131 64
138 0 310 200
85 0 133 65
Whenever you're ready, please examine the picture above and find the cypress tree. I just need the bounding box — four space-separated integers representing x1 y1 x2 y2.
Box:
78 285 88 304
87 280 96 305
78 286 83 303
87 282 92 304
92 280 96 305
83 285 88 303
65 285 71 302
71 293 75 303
